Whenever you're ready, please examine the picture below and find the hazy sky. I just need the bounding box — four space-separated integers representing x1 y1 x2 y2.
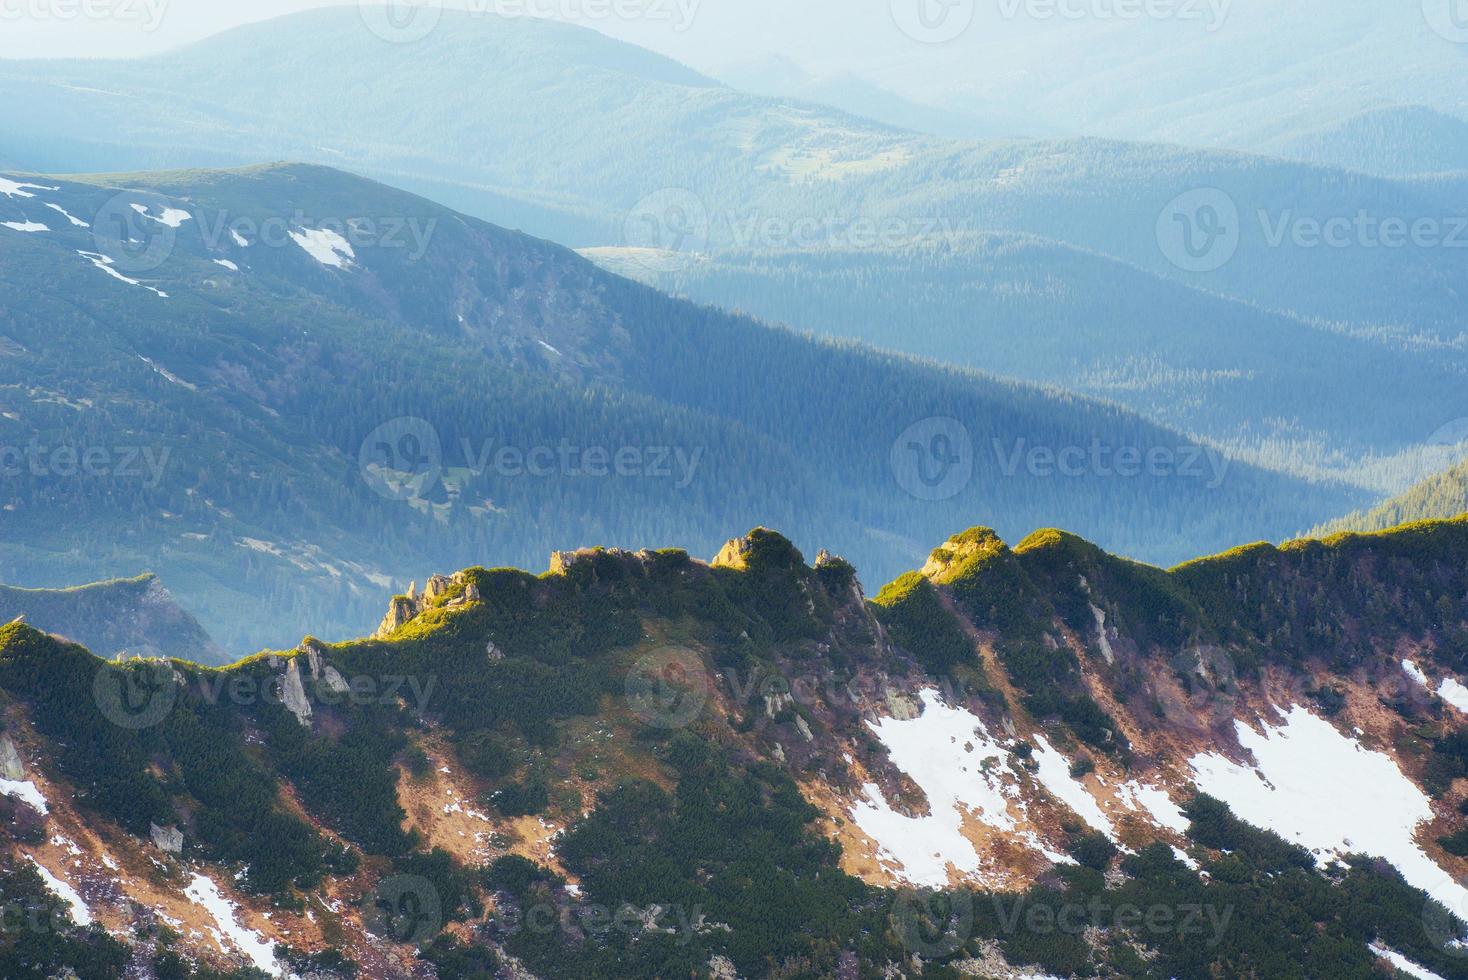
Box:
0 0 897 69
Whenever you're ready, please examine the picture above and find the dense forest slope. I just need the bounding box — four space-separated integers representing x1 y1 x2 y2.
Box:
589 235 1468 475
0 574 225 665
0 163 1355 652
4 519 1468 977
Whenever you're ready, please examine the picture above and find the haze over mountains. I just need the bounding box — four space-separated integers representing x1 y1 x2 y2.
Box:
6 6 1468 979
4 7 1463 495
2 163 1349 652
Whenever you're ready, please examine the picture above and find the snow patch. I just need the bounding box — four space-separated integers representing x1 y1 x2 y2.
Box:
1090 603 1115 664
288 227 354 269
76 251 167 298
1369 943 1447 980
138 355 196 390
1400 660 1468 713
1121 782 1189 835
44 202 89 227
130 202 192 228
0 178 58 199
1189 705 1468 915
851 689 1025 887
184 873 282 976
2 220 48 233
1404 660 1431 689
213 259 239 272
1030 735 1114 839
1439 678 1468 714
0 778 48 813
230 229 250 247
27 857 91 926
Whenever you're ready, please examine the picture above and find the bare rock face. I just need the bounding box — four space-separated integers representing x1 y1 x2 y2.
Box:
884 688 922 721
708 955 738 980
376 595 419 638
149 823 184 854
374 572 484 637
0 734 24 781
281 658 312 727
299 638 350 695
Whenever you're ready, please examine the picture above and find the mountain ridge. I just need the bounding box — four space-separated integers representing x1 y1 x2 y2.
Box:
5 517 1468 976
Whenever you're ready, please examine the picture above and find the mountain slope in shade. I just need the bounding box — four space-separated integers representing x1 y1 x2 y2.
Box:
4 521 1468 977
0 162 1356 653
587 234 1468 472
0 574 226 665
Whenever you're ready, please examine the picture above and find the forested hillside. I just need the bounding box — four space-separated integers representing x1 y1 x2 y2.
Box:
1314 459 1468 537
0 164 1353 652
589 234 1468 477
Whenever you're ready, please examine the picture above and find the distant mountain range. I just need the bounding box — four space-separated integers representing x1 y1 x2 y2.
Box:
0 163 1353 652
709 54 1053 141
3 8 1463 486
844 0 1468 169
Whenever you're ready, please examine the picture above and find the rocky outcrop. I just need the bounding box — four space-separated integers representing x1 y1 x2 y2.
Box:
300 638 349 695
548 547 664 580
0 734 24 781
150 823 184 854
374 571 482 638
281 658 312 727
